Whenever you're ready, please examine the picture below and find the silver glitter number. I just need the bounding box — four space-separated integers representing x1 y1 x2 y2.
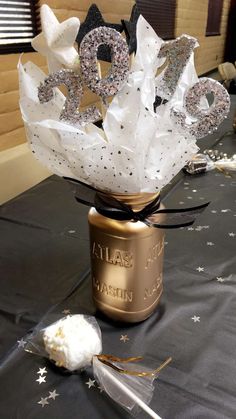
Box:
79 26 129 98
171 78 230 139
38 69 101 126
156 35 197 100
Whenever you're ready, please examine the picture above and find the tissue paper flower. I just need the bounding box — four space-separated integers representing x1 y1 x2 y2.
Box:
31 4 80 72
19 15 230 194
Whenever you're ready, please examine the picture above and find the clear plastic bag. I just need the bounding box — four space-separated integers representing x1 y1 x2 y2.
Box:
25 314 102 371
24 313 169 418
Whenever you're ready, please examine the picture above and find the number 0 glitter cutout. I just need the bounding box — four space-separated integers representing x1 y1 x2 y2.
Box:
79 26 129 98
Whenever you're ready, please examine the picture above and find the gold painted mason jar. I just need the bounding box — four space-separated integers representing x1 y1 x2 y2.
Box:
88 193 165 323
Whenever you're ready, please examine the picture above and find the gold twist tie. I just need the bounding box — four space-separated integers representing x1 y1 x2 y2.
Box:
96 354 172 377
216 166 233 178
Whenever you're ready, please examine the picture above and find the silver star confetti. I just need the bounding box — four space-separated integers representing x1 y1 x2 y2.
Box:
120 334 129 343
49 390 60 400
17 338 26 348
216 277 225 283
191 315 200 322
207 242 214 246
36 375 46 384
221 209 231 213
86 378 96 388
195 226 203 231
38 397 49 408
37 367 47 375
229 232 235 237
196 267 204 272
62 309 71 315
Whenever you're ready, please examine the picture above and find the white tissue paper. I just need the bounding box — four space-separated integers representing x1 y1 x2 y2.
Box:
19 16 200 194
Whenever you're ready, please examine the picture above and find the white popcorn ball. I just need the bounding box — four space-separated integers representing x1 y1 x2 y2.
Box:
43 315 102 371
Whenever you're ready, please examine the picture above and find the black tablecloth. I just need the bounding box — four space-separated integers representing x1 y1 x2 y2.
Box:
1 109 236 418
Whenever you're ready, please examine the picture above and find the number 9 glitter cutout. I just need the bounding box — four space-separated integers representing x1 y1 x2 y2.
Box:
79 26 129 98
171 78 230 139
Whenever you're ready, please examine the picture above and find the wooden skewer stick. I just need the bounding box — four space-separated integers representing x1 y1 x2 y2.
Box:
97 61 107 121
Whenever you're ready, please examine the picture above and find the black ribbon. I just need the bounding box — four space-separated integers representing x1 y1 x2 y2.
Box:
64 177 210 229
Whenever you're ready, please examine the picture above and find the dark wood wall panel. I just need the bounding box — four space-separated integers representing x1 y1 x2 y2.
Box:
136 0 176 39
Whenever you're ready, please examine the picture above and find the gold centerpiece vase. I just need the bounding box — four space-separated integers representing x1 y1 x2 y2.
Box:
88 193 165 322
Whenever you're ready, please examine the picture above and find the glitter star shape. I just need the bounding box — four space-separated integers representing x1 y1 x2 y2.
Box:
17 338 26 348
49 390 59 400
120 334 129 343
38 397 49 407
216 277 225 283
36 375 46 384
196 267 204 272
31 4 80 72
76 4 122 62
98 385 104 393
86 378 96 389
221 209 230 213
37 367 47 375
207 242 214 246
229 232 235 237
191 315 200 322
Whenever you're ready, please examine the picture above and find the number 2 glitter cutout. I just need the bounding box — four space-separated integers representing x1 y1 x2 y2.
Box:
38 69 101 126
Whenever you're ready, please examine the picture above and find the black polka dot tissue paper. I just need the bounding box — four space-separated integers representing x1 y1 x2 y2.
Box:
18 4 230 195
